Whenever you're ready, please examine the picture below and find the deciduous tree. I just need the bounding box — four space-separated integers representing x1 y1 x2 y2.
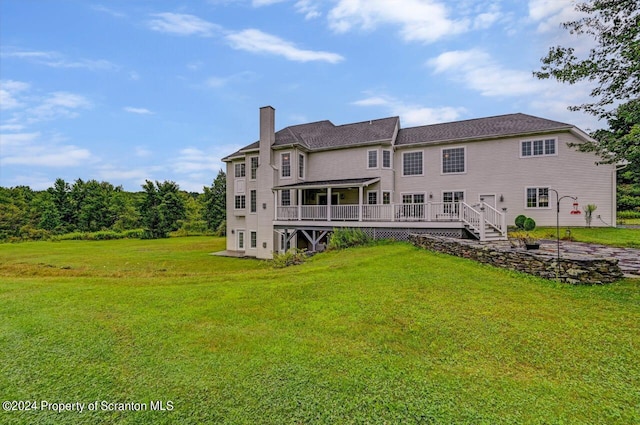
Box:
534 0 640 119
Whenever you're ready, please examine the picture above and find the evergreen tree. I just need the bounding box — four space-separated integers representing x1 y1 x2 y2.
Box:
140 180 186 238
202 170 227 232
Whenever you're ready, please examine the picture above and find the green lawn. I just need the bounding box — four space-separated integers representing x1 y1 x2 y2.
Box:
525 226 640 248
1 237 639 424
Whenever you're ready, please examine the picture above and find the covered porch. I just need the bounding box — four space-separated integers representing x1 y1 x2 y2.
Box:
273 177 508 241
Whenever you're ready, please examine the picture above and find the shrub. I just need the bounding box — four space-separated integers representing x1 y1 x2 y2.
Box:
619 210 640 219
327 228 371 250
515 215 527 229
214 220 227 237
272 248 307 268
523 217 536 232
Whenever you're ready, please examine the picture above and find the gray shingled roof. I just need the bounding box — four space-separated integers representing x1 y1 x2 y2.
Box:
276 117 398 149
274 177 380 189
396 113 572 146
223 112 575 160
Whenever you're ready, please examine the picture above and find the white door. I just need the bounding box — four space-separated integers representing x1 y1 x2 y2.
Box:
237 230 245 251
479 194 496 209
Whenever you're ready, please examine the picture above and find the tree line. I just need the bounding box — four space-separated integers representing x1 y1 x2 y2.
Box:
0 170 226 242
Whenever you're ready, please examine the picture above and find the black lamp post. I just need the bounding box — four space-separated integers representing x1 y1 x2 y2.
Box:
542 189 577 280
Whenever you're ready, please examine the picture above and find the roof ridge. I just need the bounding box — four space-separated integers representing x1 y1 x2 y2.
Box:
402 113 572 131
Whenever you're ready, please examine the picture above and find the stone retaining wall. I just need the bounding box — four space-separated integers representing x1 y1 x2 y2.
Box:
409 234 623 284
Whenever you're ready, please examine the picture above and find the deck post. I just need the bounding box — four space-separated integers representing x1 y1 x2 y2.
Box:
327 187 332 221
297 189 302 221
479 205 486 241
358 187 363 221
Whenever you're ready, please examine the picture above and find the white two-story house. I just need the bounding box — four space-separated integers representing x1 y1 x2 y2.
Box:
222 106 617 259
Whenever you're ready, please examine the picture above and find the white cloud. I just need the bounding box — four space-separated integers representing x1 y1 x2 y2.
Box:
2 49 118 71
205 71 258 88
135 146 153 157
124 106 153 115
226 29 344 63
0 80 30 110
528 0 581 33
91 5 127 18
353 94 465 126
427 49 545 96
252 0 286 5
27 92 92 123
147 13 220 37
295 0 321 19
0 132 93 167
328 0 469 43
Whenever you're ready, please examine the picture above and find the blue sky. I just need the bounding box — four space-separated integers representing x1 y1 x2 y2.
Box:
1 0 600 192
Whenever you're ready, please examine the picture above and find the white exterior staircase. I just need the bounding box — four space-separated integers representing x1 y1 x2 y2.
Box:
460 202 508 241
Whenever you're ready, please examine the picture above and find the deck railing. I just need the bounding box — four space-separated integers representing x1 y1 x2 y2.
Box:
277 202 470 222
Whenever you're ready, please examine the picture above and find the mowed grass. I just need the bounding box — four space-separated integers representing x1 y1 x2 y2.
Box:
529 226 640 248
1 238 639 424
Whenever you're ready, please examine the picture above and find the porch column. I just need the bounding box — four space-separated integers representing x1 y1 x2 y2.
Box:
327 187 332 221
297 189 302 221
274 191 278 219
358 186 363 221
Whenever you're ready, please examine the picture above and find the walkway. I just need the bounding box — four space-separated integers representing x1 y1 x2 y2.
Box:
536 240 640 278
488 239 640 278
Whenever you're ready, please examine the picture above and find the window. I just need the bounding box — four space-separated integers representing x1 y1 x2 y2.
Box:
281 190 291 206
402 151 423 176
367 191 378 205
367 150 378 168
382 150 391 168
442 147 465 174
234 195 246 209
250 231 257 249
526 187 550 208
234 162 245 178
250 190 257 213
281 153 291 177
382 191 391 205
521 139 556 157
402 193 425 204
298 154 305 179
250 157 258 180
443 191 464 214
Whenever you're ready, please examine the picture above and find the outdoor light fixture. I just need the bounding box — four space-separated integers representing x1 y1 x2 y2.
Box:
429 192 433 199
262 203 267 210
499 194 504 202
